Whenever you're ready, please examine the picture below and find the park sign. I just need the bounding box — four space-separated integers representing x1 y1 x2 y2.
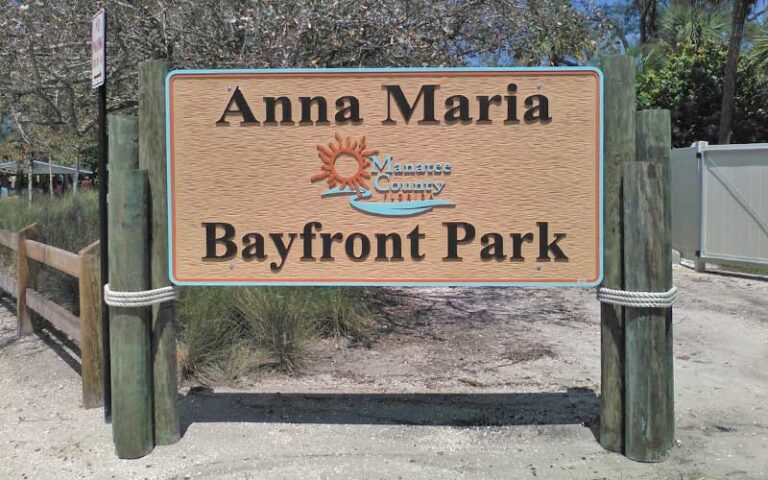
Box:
166 68 603 286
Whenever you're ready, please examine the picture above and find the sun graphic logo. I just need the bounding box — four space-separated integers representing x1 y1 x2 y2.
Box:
311 134 377 198
311 134 455 217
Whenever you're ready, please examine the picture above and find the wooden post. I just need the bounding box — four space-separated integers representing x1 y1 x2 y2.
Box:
139 59 180 445
624 110 675 462
599 55 636 453
16 223 39 336
635 110 672 270
107 115 154 459
79 240 104 408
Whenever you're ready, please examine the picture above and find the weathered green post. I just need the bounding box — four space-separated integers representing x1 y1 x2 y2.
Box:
599 54 636 453
624 110 675 461
15 223 39 336
139 59 181 445
108 115 154 458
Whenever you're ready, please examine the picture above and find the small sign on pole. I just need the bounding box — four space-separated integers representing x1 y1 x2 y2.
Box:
91 9 106 90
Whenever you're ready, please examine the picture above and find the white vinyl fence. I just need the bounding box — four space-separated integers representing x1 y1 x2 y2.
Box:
670 141 768 271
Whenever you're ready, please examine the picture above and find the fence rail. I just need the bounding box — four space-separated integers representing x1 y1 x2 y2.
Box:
0 229 15 249
25 239 81 277
0 223 103 408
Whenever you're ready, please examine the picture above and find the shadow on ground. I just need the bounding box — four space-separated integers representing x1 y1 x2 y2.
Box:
180 388 599 436
678 262 768 282
0 291 82 373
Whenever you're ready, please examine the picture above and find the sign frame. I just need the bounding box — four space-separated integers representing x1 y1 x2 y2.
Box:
165 67 604 287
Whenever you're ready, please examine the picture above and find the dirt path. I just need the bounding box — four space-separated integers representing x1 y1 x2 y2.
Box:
1 265 767 479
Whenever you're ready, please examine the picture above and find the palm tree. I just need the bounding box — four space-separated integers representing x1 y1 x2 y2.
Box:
640 3 730 66
750 23 768 68
661 3 730 47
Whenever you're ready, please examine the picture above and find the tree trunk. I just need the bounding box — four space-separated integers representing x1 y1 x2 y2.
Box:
718 0 754 144
637 0 659 44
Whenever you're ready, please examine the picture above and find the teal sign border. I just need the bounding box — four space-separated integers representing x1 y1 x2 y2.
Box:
165 67 604 287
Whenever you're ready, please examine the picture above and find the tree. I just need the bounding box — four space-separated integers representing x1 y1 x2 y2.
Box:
638 40 768 146
718 0 756 144
637 0 659 44
0 0 610 171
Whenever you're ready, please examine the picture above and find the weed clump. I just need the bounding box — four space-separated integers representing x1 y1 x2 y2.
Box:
177 286 373 383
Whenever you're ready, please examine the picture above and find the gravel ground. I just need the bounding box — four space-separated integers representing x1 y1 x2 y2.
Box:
0 265 766 480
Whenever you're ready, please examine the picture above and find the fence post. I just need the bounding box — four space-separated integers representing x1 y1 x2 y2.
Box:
139 59 180 445
694 141 707 273
694 255 706 272
624 110 675 462
16 223 39 336
79 240 103 408
108 114 154 458
599 55 636 453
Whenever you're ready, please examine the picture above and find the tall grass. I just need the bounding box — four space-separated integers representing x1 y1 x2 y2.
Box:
1 193 375 382
177 286 372 383
0 192 99 252
0 193 99 312
237 288 312 373
306 287 371 337
176 287 255 383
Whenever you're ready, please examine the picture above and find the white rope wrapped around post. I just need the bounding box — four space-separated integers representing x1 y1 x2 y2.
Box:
596 286 677 308
104 283 179 307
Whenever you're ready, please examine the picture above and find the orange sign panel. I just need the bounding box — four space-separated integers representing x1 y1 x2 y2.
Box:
166 68 603 286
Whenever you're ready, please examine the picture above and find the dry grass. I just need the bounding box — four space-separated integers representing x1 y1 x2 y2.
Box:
177 286 374 383
0 192 99 312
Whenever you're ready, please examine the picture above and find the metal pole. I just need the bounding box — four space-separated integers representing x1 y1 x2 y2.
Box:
97 10 111 422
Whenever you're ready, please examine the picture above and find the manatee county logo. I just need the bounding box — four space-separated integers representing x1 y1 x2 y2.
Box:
311 134 455 217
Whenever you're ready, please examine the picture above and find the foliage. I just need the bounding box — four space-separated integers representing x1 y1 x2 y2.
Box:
0 0 611 164
751 23 768 67
470 0 612 66
660 4 730 48
629 3 730 67
637 40 768 146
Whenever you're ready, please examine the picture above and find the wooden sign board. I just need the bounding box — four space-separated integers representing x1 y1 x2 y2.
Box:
166 68 603 286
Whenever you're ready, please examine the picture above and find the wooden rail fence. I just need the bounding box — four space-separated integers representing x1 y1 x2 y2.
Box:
0 223 103 408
